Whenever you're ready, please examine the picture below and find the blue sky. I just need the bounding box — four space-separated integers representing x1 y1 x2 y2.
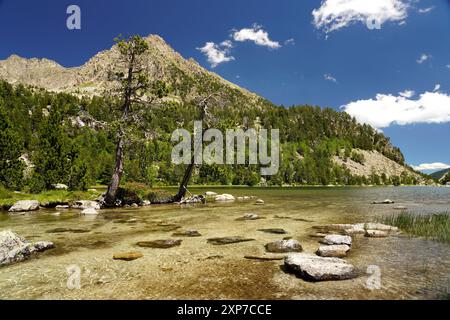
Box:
0 0 449 172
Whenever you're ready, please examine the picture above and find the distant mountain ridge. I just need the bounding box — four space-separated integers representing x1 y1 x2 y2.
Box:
431 168 450 181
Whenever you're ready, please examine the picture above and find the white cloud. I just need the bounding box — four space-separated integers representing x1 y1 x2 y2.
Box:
399 90 415 98
324 74 337 83
197 42 235 68
232 24 281 49
342 90 450 128
312 0 409 33
417 53 431 64
284 38 295 46
220 40 233 49
412 163 450 172
447 65 450 69
418 6 434 14
433 84 441 92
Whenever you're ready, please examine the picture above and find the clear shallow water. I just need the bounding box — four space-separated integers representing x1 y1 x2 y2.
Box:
0 186 449 300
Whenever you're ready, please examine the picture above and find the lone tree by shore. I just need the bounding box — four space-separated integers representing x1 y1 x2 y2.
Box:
104 35 168 207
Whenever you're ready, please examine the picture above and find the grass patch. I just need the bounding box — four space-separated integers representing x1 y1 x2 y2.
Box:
381 212 450 244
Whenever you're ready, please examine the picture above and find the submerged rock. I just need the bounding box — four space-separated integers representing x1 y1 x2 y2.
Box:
8 200 40 213
46 228 90 234
136 239 182 249
393 206 407 210
258 228 288 235
320 235 352 246
172 230 202 237
244 255 285 261
316 245 351 258
0 230 54 266
236 213 264 221
265 239 302 253
113 252 143 261
215 194 235 202
207 237 255 245
284 253 357 281
373 199 395 204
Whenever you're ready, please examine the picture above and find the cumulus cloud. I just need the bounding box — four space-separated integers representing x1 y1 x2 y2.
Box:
417 53 431 64
433 84 441 92
412 163 450 172
312 0 409 33
197 42 235 68
324 74 337 83
399 90 415 98
418 6 434 14
342 90 450 128
232 24 281 49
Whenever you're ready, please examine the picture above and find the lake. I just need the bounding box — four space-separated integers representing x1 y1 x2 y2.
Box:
0 186 449 299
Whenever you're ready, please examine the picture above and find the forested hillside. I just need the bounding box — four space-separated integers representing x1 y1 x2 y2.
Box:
0 79 425 192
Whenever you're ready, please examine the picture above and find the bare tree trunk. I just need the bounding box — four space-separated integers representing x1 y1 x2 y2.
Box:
104 133 124 207
173 154 196 202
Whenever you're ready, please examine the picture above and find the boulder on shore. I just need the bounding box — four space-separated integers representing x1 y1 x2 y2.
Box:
52 183 68 190
265 239 303 253
0 230 54 266
316 245 351 258
71 200 101 210
284 253 357 281
8 200 40 213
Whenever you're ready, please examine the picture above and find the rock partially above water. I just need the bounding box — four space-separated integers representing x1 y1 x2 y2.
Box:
265 239 302 253
316 245 351 258
255 199 265 205
172 230 202 237
365 230 389 238
364 223 398 232
205 191 218 197
136 239 182 249
81 208 99 215
8 200 40 213
0 230 55 267
113 252 143 261
284 253 357 281
215 194 235 202
320 235 352 246
207 237 255 245
258 228 288 235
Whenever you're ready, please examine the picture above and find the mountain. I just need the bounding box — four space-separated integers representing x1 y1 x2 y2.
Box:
430 168 450 181
0 35 266 108
0 34 430 188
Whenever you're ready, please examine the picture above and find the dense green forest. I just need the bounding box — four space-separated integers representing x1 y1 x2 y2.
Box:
0 79 424 192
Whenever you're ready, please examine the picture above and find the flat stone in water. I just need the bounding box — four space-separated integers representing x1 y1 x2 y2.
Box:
284 253 357 281
46 228 90 234
320 235 352 246
207 237 255 245
172 230 202 237
136 239 182 249
265 239 303 253
258 229 288 235
113 252 143 261
316 245 351 258
244 255 285 261
365 230 389 238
